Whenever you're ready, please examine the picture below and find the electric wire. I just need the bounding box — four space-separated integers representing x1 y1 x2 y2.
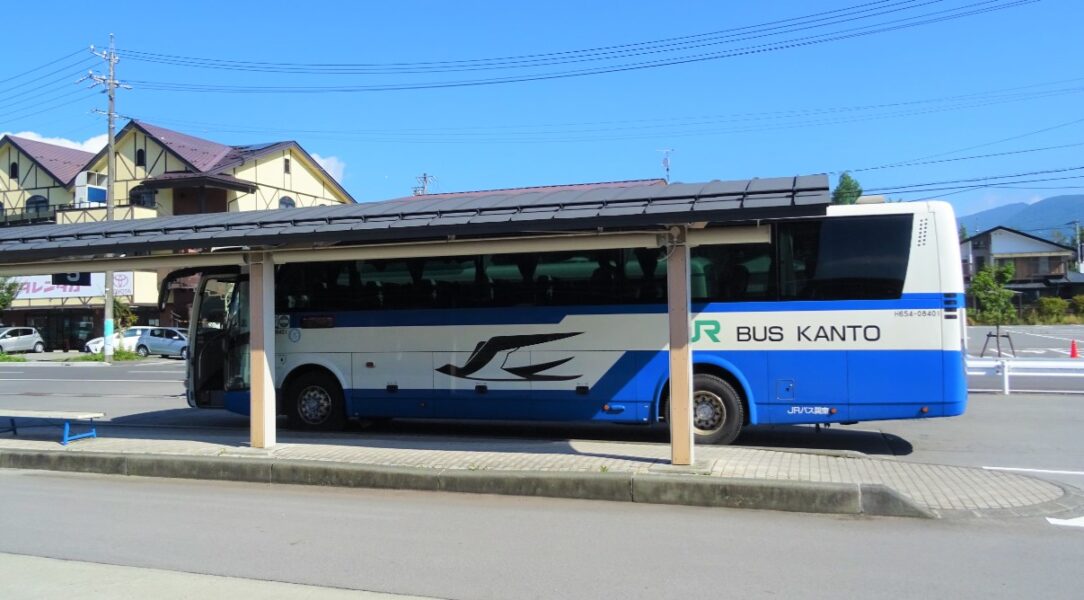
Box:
116 1 929 74
124 0 1035 93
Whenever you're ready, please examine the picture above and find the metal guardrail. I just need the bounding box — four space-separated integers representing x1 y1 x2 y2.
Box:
967 358 1084 394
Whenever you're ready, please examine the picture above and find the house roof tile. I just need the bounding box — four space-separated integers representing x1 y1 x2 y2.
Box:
4 136 96 186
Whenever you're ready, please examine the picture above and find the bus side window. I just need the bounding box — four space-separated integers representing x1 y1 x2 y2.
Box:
777 216 912 301
689 243 775 302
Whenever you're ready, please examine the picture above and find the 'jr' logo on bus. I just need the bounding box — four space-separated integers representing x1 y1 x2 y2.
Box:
691 319 721 343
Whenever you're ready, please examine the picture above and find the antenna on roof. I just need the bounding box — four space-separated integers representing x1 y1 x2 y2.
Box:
657 149 674 183
413 172 436 196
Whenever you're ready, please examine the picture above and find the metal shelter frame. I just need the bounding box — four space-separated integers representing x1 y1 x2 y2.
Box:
0 176 831 465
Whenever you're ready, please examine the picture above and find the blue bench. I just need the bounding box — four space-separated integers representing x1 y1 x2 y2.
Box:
0 410 104 445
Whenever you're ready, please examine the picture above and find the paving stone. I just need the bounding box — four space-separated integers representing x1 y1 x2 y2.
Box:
0 426 1069 514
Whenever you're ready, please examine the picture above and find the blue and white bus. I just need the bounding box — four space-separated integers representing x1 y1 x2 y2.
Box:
177 200 966 444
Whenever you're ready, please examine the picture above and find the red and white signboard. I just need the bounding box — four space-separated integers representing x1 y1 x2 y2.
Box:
13 272 135 300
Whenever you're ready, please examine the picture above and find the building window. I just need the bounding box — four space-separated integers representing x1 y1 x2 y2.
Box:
279 196 296 209
8 162 17 180
284 157 291 175
26 195 48 216
129 186 157 208
135 148 146 168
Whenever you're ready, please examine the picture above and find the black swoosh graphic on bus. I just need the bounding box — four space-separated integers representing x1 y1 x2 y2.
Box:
435 332 581 381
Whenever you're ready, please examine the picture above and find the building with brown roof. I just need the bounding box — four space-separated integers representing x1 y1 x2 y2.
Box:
1 122 355 350
0 135 96 225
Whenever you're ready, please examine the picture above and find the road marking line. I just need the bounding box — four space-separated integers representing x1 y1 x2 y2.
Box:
0 378 181 383
1047 517 1084 528
969 388 1084 394
1003 328 1080 343
983 466 1084 476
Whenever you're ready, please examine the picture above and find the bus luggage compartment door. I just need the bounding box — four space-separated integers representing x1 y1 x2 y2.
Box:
351 352 434 418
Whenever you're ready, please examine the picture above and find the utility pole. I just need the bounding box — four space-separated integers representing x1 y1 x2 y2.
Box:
413 172 435 196
89 34 128 363
1075 220 1083 274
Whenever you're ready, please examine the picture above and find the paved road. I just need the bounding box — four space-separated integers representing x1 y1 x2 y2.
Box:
1 360 1082 490
968 325 1084 359
0 469 1080 600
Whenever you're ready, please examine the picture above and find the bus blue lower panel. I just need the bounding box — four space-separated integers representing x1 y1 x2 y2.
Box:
223 349 967 426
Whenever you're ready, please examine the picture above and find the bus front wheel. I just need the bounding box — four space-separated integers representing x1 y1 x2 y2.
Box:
286 371 346 431
690 374 744 445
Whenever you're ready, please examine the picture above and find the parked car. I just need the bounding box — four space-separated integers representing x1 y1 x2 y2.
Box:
0 327 46 354
84 326 155 353
135 327 188 359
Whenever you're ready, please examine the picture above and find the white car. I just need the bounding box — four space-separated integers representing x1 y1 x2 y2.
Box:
83 326 156 353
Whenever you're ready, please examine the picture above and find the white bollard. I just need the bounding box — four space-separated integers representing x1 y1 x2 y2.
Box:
999 359 1011 395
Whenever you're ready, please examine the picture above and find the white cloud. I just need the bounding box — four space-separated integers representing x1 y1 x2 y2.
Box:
311 153 346 182
0 131 107 154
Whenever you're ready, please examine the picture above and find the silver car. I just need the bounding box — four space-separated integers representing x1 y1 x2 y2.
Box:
135 327 188 359
0 327 46 354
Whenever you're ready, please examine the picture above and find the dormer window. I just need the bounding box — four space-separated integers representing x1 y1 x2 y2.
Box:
135 148 146 168
284 157 291 175
279 196 295 209
8 162 17 180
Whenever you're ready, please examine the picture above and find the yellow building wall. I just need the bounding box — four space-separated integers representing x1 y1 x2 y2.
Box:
0 142 74 213
228 148 349 211
85 130 182 215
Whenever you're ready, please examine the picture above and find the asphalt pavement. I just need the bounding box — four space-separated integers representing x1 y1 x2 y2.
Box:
0 469 1080 600
968 324 1084 359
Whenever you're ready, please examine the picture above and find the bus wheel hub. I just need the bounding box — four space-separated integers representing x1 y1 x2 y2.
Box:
693 391 724 431
299 386 332 423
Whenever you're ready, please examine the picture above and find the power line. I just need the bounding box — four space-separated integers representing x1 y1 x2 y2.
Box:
118 0 933 74
845 140 1084 172
0 93 98 125
867 165 1084 193
0 63 94 105
125 0 1036 93
0 49 87 85
844 115 1084 173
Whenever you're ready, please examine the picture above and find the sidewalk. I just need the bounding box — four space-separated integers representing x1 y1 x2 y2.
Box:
1 425 1081 519
0 553 432 600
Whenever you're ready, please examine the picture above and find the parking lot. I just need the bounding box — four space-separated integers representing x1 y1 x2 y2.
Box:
968 324 1084 359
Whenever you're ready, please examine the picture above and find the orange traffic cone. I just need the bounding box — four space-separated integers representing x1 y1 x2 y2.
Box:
1072 340 1080 359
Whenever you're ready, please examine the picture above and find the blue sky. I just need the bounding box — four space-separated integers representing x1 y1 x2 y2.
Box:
3 0 1082 217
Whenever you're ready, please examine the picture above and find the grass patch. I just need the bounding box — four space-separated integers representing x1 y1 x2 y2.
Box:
63 349 144 362
0 353 27 362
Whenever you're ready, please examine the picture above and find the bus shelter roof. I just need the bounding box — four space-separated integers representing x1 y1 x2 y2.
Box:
0 175 828 265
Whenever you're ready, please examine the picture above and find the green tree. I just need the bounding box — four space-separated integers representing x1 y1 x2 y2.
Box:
113 297 136 331
832 172 863 205
0 277 20 318
969 263 1016 325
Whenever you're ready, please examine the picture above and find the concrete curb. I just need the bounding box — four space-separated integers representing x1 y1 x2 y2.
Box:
0 448 934 519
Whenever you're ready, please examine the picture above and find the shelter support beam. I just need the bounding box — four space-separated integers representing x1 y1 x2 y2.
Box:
249 252 276 449
666 226 694 466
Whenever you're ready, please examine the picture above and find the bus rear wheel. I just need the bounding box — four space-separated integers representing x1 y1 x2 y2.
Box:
286 371 346 431
690 374 743 445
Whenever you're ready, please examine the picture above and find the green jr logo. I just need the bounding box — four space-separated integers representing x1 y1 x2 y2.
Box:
691 319 721 343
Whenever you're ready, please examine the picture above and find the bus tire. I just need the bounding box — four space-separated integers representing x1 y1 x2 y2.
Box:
286 371 346 431
691 374 743 445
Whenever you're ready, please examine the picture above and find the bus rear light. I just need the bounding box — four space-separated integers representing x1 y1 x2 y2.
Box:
829 407 838 415
920 406 929 414
300 316 335 328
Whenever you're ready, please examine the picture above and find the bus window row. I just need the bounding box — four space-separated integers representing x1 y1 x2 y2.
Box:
275 215 913 312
